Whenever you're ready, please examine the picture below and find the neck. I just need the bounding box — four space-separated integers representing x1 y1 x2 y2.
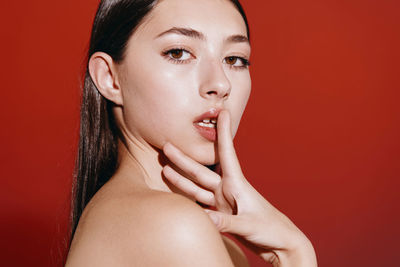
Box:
115 137 192 199
116 138 167 189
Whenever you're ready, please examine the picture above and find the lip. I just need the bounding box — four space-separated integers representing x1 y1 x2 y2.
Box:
193 108 221 142
194 108 222 123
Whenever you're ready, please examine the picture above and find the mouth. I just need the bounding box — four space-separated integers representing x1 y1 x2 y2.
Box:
196 118 217 128
193 108 221 142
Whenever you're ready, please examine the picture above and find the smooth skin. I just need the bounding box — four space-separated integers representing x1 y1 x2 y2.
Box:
66 0 317 266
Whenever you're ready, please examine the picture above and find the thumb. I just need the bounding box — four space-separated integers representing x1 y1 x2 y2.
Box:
205 210 250 237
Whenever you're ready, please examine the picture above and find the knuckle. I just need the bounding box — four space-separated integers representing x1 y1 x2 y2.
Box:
175 176 186 188
208 194 216 206
193 188 203 200
218 215 229 232
189 166 202 179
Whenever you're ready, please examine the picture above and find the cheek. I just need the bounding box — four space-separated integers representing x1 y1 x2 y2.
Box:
120 61 196 146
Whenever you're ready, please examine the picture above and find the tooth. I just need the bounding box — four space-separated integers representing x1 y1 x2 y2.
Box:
198 122 215 128
211 119 217 124
203 119 210 123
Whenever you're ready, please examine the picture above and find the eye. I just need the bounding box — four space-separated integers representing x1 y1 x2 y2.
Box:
163 48 192 62
225 56 238 65
224 56 250 69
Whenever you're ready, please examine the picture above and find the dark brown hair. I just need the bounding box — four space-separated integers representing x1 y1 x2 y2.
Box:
70 0 249 243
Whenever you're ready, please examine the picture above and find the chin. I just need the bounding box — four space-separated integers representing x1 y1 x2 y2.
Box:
185 141 219 166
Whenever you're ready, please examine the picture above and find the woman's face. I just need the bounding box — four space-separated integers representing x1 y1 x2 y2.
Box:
117 0 251 165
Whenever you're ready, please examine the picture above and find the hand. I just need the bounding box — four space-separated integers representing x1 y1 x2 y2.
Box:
162 110 317 266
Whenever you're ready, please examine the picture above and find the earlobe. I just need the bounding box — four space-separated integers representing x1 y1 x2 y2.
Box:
88 52 123 105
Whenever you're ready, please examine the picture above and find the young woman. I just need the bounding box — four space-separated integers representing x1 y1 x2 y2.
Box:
66 0 317 266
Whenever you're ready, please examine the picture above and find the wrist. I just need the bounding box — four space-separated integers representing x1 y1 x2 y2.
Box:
276 237 317 267
260 236 317 267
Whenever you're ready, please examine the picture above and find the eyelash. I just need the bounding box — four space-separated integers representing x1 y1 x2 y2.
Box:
225 56 251 69
162 48 250 69
162 47 193 64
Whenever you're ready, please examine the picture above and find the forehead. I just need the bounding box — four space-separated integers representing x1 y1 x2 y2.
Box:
133 0 248 40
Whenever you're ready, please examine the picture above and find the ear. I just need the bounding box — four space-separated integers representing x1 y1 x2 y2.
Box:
88 52 123 105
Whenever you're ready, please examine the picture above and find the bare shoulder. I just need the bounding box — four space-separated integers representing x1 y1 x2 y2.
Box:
67 190 236 266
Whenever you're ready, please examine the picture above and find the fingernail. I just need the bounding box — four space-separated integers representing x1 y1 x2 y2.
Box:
163 142 175 154
162 165 171 173
166 142 177 151
163 142 170 150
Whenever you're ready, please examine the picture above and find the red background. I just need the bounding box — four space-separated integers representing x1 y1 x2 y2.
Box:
1 0 399 266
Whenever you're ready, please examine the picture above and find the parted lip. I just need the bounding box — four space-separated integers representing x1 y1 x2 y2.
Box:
193 108 222 123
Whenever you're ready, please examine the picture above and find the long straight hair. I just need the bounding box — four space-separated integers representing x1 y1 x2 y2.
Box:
70 0 250 243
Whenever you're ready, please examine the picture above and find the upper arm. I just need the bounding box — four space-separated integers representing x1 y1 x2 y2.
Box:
66 193 235 267
137 194 235 266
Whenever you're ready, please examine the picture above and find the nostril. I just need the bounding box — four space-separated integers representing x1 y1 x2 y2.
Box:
207 90 218 95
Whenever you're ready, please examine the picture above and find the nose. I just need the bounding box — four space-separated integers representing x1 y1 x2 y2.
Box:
199 60 231 100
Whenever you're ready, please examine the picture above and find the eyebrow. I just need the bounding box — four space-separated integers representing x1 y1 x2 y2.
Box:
226 34 250 44
155 27 250 45
156 27 205 40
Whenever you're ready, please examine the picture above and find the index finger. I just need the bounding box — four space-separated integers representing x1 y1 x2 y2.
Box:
217 110 242 177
